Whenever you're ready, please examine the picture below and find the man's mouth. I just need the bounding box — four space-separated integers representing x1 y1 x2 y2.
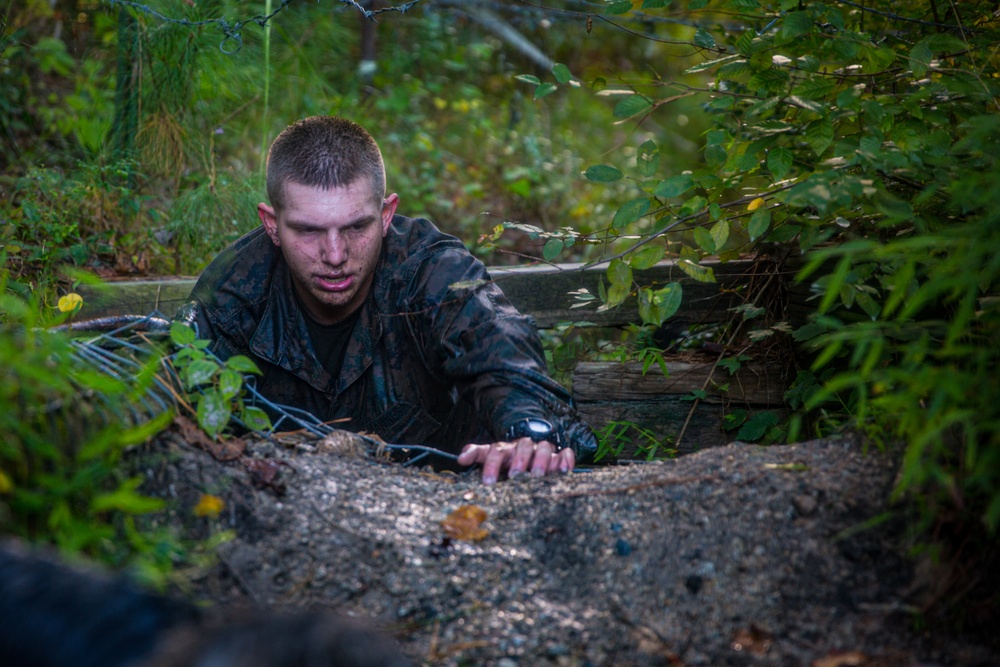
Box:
316 274 353 292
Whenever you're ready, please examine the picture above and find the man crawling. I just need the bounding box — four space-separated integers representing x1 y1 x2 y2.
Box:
181 116 596 484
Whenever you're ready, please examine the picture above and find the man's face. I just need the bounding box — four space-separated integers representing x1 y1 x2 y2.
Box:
258 179 399 325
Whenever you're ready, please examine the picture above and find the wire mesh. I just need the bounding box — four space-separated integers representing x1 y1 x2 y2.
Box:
59 313 458 467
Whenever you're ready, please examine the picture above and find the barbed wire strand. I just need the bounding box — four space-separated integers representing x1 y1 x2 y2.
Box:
105 0 423 53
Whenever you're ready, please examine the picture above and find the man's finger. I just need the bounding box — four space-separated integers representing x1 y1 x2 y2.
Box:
530 440 555 477
457 443 489 467
508 438 536 478
481 443 513 485
553 447 575 474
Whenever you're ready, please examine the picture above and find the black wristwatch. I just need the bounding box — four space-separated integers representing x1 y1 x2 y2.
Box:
505 418 563 448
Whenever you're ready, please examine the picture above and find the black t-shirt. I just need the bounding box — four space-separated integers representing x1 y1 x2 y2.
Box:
300 303 362 380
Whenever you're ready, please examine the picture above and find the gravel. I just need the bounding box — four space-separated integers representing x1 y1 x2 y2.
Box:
140 430 998 667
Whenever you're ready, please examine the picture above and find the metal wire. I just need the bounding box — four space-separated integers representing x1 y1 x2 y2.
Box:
61 313 459 466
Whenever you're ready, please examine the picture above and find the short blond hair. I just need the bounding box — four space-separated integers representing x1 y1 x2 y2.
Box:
265 116 386 211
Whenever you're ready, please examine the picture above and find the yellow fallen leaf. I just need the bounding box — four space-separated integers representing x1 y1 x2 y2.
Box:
193 494 225 518
747 197 766 212
0 469 13 494
441 504 489 542
57 292 83 313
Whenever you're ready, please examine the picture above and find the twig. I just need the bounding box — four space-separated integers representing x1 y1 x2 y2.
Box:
557 473 722 498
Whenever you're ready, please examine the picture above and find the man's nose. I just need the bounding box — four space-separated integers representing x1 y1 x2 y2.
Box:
321 232 346 265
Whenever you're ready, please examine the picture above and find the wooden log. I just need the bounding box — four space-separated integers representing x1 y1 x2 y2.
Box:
77 277 198 320
573 359 789 405
490 258 754 329
76 258 758 329
576 396 729 456
573 359 790 458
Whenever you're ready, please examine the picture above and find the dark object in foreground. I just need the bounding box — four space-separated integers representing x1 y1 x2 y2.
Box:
0 540 411 667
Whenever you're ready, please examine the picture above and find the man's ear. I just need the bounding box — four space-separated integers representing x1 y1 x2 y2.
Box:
381 193 399 236
258 203 280 246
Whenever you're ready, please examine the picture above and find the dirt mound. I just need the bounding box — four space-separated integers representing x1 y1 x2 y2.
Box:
140 431 996 666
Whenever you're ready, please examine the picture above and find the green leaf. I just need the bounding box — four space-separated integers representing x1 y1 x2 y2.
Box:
514 74 541 85
637 287 657 326
792 320 831 342
170 322 196 346
748 207 771 241
855 290 881 321
585 164 625 182
867 46 896 71
241 406 272 432
654 174 695 198
628 245 665 270
639 283 683 326
710 219 730 251
226 355 262 374
693 226 715 254
723 408 748 430
637 139 659 178
819 254 853 315
219 368 244 401
694 28 716 49
805 118 834 156
736 411 779 441
552 63 573 84
607 258 633 289
684 54 743 74
677 259 716 283
641 0 671 7
909 40 933 79
653 283 683 323
689 0 709 7
612 197 651 227
614 95 653 118
768 147 793 180
735 29 756 56
748 68 790 93
782 10 813 39
792 76 837 100
605 0 633 14
534 83 558 99
926 33 968 53
184 358 218 389
704 140 727 167
91 477 165 514
679 195 708 217
197 389 232 438
543 238 564 261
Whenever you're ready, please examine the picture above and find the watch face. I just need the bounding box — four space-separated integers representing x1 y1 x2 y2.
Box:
526 419 552 436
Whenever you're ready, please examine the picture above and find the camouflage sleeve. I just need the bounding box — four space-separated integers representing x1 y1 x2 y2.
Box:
402 248 598 461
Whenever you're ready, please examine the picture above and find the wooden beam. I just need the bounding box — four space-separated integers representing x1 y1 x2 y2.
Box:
573 359 790 457
490 258 755 328
76 258 759 328
572 359 789 405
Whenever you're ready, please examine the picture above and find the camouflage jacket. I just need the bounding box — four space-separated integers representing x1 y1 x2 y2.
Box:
183 215 597 460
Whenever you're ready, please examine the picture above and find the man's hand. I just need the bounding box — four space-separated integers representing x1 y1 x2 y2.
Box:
458 438 575 485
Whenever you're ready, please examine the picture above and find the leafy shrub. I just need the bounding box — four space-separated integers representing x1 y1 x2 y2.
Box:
2 159 168 300
0 274 182 584
168 322 270 438
531 0 999 556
